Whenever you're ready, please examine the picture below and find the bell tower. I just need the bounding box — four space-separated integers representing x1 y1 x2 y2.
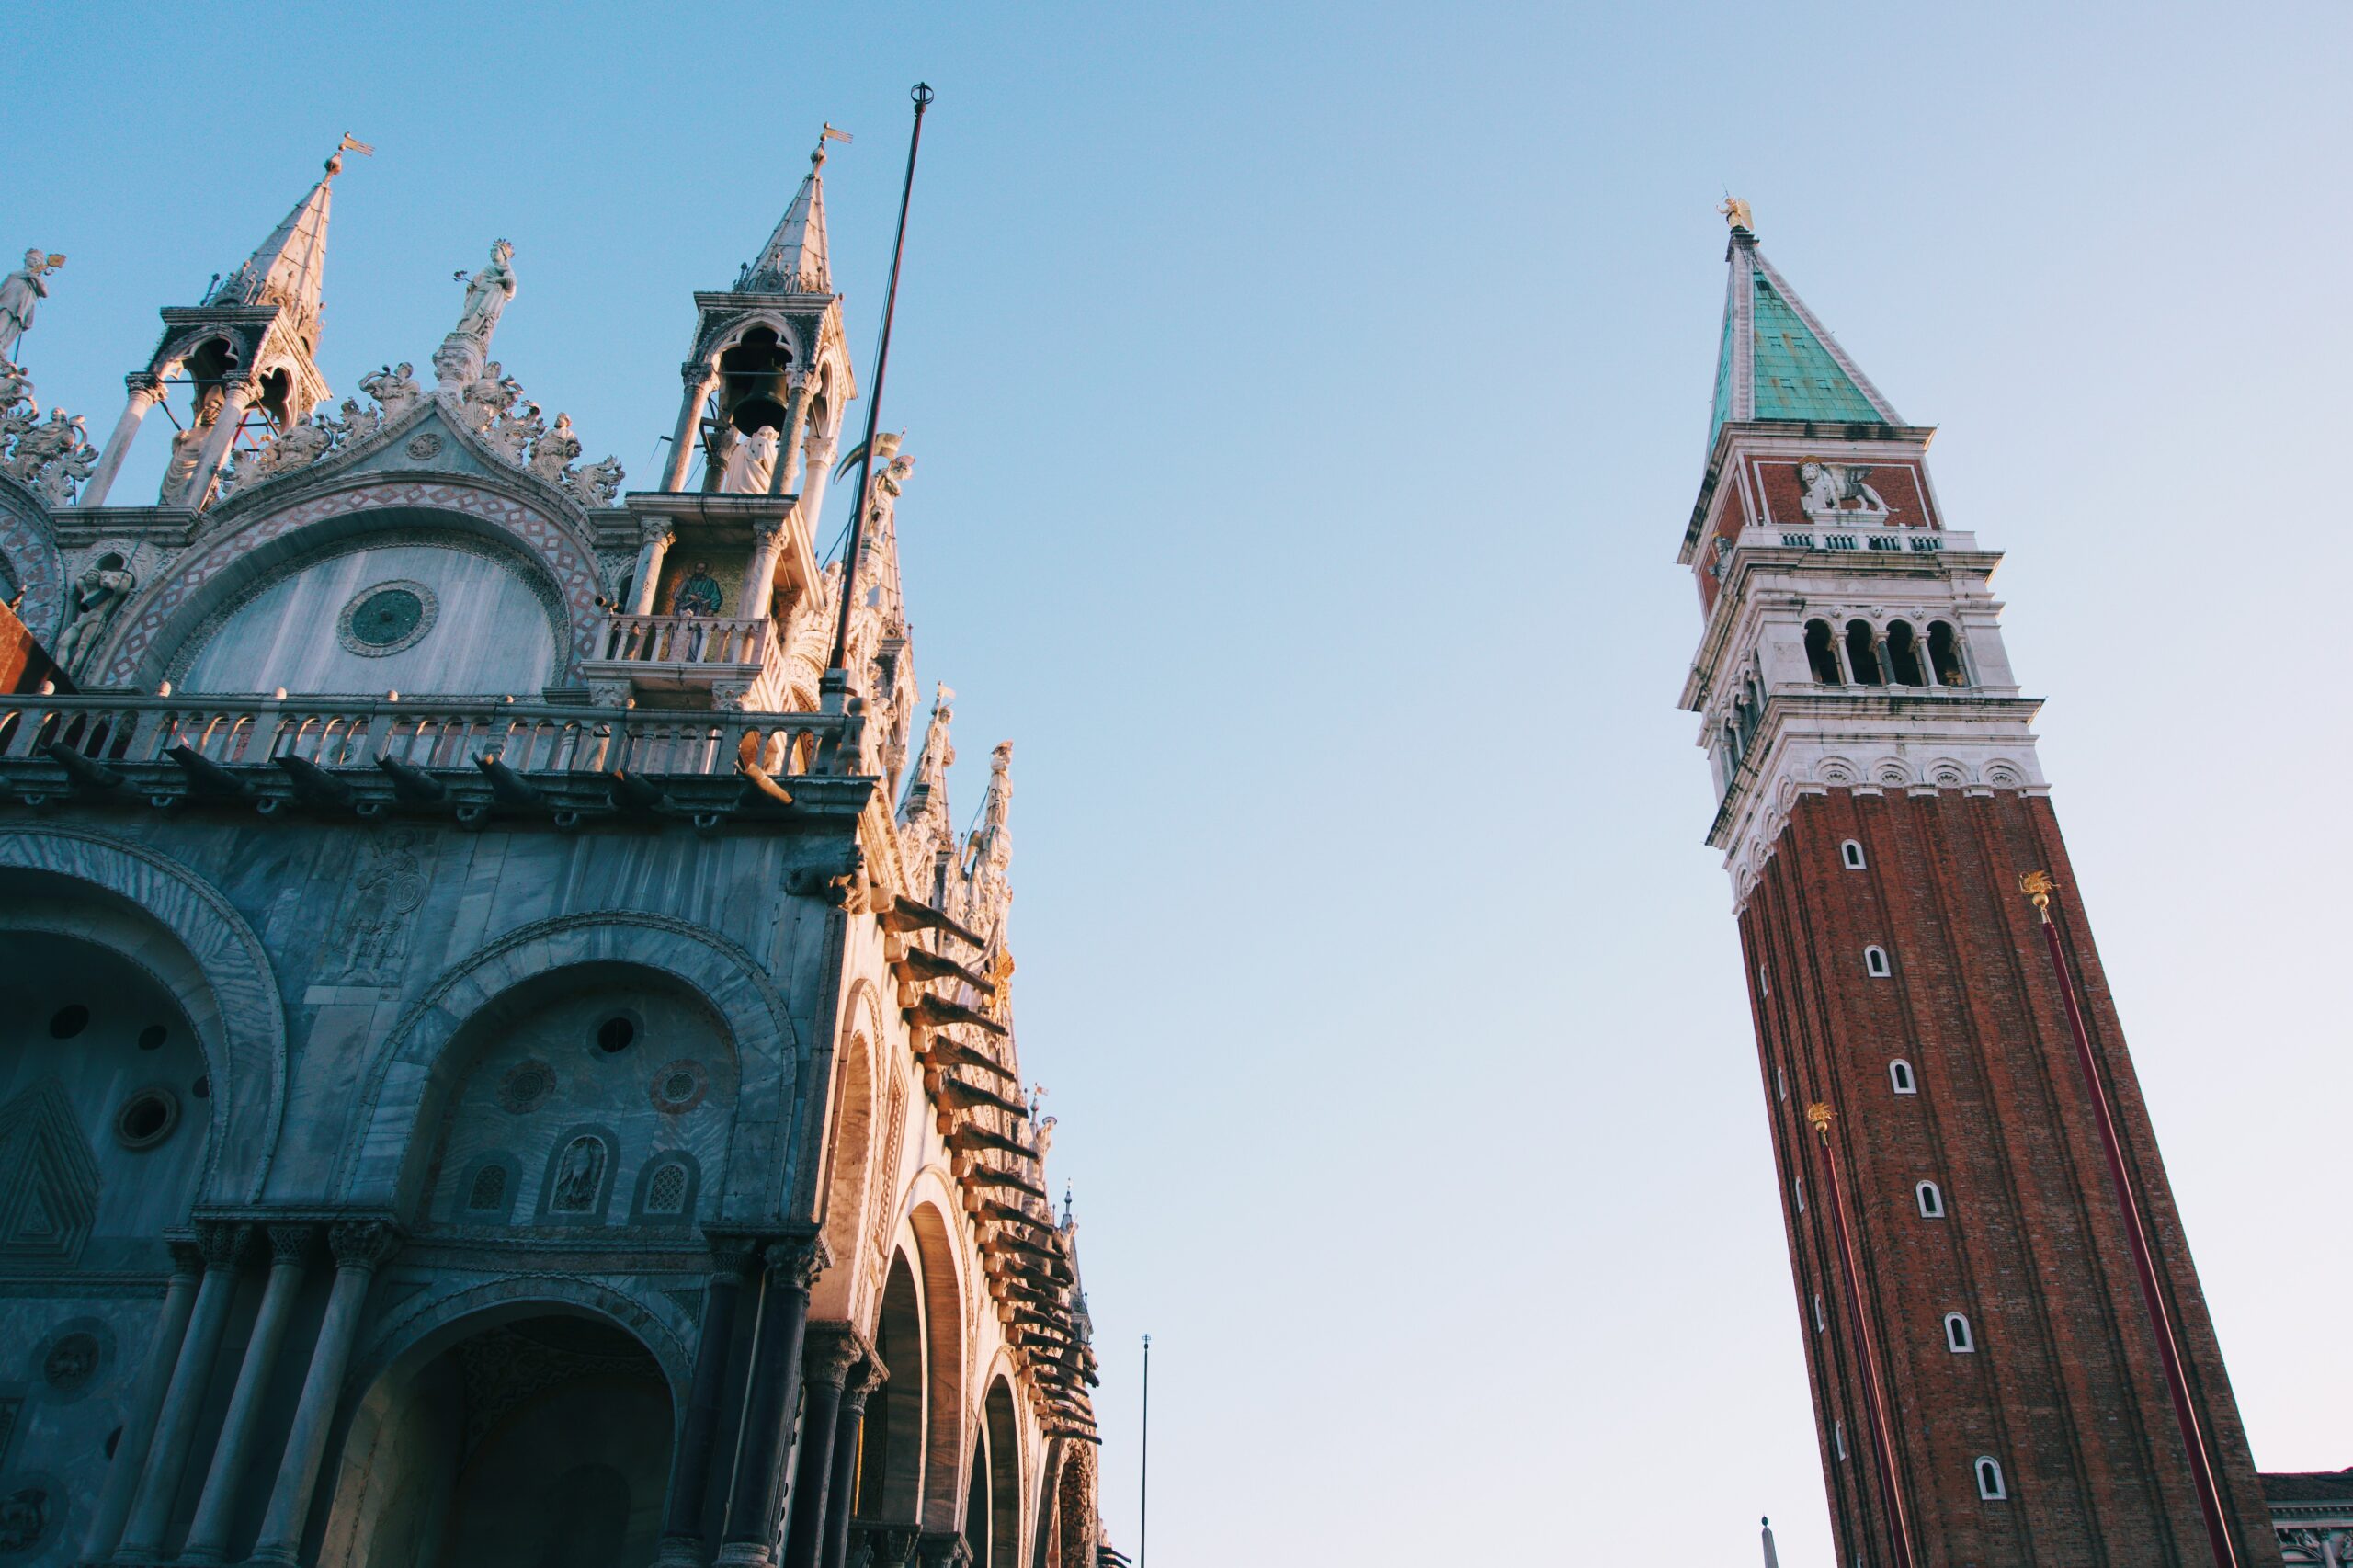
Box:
1680 204 2280 1567
82 137 365 511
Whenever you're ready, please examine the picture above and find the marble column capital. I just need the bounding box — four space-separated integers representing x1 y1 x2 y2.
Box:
265 1223 317 1267
327 1218 402 1272
702 1232 765 1281
763 1232 831 1291
195 1221 255 1268
124 372 164 398
165 1238 206 1278
858 1526 920 1568
639 517 678 549
842 1352 889 1408
913 1531 971 1568
801 1323 870 1392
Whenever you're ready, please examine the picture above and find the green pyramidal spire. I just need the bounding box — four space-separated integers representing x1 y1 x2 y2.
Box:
1708 207 1900 453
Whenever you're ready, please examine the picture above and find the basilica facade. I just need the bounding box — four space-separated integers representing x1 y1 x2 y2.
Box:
0 138 1105 1568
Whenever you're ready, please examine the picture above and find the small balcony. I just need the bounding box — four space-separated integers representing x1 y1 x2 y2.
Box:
580 612 785 710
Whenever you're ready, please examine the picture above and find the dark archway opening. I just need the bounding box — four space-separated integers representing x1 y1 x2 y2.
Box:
1844 619 1884 686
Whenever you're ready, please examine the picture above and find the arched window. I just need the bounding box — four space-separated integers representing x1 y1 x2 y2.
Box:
1927 621 1968 687
1845 619 1884 686
467 1163 508 1212
1886 620 1928 687
1974 1457 2006 1500
1889 1059 1916 1095
630 1152 702 1223
1803 619 1843 684
1864 945 1891 978
1917 1180 1946 1219
1840 839 1866 870
1944 1312 1974 1353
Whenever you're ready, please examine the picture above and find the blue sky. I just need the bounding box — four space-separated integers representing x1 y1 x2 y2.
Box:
10 4 2351 1562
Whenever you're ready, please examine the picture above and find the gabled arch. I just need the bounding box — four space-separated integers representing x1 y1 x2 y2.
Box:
335 913 801 1221
97 472 606 688
0 824 286 1203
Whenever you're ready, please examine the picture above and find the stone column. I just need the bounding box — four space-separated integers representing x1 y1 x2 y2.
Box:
819 1358 888 1568
770 381 813 499
80 375 163 508
187 378 255 512
861 1527 920 1568
780 1327 865 1568
665 362 722 493
656 1240 762 1568
179 1225 313 1563
798 422 841 535
631 520 677 617
718 1235 829 1568
745 517 790 623
247 1220 399 1568
80 1244 201 1562
115 1222 250 1562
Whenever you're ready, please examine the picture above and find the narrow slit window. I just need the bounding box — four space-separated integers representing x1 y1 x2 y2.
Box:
1795 1176 1806 1213
1974 1457 2006 1500
1890 1059 1916 1095
1835 1420 1847 1461
1840 839 1867 870
1917 1180 1946 1219
1945 1312 1974 1353
1777 1064 1788 1101
1865 945 1891 978
1813 1293 1825 1333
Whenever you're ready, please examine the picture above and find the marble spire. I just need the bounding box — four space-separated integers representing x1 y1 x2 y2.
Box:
209 136 369 352
737 127 845 295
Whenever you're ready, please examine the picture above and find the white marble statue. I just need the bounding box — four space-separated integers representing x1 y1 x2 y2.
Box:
53 562 135 676
720 425 779 494
230 415 335 494
158 386 225 506
5 409 90 504
564 455 625 508
488 398 544 464
453 239 517 344
1798 459 1891 521
460 362 518 434
0 361 29 413
0 249 60 363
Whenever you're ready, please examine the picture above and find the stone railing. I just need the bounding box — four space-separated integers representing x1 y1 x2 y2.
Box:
0 692 849 780
597 612 773 668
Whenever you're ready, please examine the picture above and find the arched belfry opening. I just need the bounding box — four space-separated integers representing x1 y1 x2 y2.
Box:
320 1310 673 1568
713 325 795 438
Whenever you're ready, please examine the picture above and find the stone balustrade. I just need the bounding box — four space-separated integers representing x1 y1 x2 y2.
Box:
597 610 773 668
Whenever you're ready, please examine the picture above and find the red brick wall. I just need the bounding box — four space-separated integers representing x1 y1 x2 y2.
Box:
1737 789 2279 1567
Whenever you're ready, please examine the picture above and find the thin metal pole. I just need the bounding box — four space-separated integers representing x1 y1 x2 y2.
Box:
1807 1103 1915 1568
2021 873 2241 1568
1138 1333 1150 1568
827 82 933 676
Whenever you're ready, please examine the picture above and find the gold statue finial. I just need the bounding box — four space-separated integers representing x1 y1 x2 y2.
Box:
2018 870 2056 922
1804 1101 1836 1135
1720 196 1755 233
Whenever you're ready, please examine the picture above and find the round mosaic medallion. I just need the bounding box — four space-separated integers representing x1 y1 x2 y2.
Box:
498 1059 556 1115
405 431 444 460
114 1086 181 1151
336 580 438 657
648 1059 709 1115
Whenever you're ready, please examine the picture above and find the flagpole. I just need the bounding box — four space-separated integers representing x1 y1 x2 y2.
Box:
1138 1333 1151 1568
828 82 933 677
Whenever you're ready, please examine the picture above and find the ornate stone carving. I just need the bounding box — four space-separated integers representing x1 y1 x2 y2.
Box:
764 1233 831 1291
802 1324 867 1389
159 384 226 506
550 1135 607 1211
460 361 520 434
51 560 134 677
498 1059 556 1115
404 431 444 460
0 1483 53 1554
196 1221 256 1267
1 405 95 506
1798 459 1892 521
267 1223 317 1266
564 455 625 507
528 411 581 484
325 828 428 983
453 239 517 346
40 1332 99 1392
487 397 544 465
358 362 422 423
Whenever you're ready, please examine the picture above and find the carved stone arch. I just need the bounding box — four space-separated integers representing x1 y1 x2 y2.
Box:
1926 756 1971 788
904 1180 973 1533
1984 757 2027 790
0 824 287 1203
813 979 887 1320
1816 755 1860 787
97 473 606 687
336 912 802 1223
347 1275 694 1408
1874 757 1912 787
0 479 64 643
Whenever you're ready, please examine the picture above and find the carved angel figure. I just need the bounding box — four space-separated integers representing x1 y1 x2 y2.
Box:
358 361 420 421
53 562 135 676
1798 459 1891 521
720 424 779 494
460 362 518 434
528 411 581 484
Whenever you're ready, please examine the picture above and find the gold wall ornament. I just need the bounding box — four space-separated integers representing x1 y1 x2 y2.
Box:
1804 1101 1836 1135
2018 869 2056 920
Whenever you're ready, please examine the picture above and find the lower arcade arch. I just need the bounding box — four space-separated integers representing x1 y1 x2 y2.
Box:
318 1303 675 1568
859 1248 929 1523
